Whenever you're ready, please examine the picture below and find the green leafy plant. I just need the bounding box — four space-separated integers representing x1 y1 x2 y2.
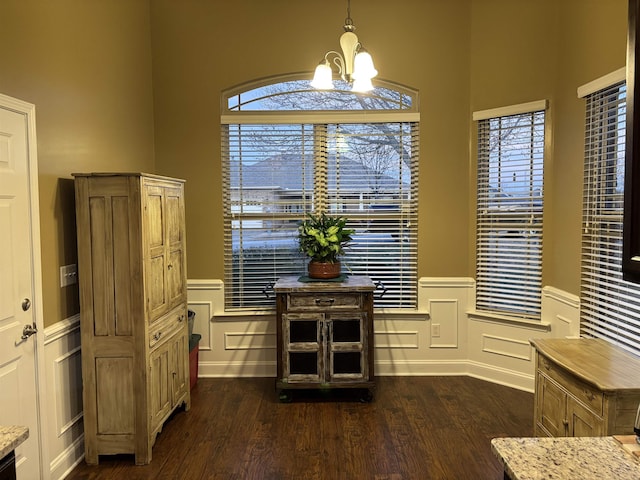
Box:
297 213 355 263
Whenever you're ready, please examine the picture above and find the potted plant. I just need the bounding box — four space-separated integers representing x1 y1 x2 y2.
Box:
297 212 355 279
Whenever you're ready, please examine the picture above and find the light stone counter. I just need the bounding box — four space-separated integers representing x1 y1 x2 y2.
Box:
0 426 29 459
491 436 640 480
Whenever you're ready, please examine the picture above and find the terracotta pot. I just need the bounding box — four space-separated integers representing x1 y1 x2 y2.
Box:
308 260 341 279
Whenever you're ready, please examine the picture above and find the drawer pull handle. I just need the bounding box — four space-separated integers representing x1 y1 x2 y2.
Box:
262 281 275 300
153 332 162 341
179 314 185 322
315 298 335 305
585 391 595 401
374 280 388 299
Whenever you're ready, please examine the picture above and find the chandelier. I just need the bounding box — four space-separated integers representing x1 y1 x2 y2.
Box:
310 0 378 92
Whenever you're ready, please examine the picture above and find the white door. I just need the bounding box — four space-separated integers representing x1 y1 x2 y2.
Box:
0 95 45 479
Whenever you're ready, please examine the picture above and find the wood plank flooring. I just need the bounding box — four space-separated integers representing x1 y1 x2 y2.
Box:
66 376 533 480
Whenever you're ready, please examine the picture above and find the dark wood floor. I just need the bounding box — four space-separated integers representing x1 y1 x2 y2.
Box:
66 376 533 480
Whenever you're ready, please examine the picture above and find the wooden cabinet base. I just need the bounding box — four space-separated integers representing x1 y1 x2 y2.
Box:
274 276 376 402
276 380 376 403
531 338 640 438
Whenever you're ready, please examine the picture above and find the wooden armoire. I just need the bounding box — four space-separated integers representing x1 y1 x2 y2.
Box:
73 172 190 465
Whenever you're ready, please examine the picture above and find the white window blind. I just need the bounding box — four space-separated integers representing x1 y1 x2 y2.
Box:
581 79 640 357
476 109 545 319
221 79 419 311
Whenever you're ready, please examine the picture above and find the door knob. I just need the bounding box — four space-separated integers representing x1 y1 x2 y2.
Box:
21 323 38 340
22 298 31 311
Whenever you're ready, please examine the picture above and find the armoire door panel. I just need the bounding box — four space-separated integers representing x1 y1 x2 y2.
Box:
88 196 111 336
112 196 133 336
145 188 164 249
167 249 184 305
150 344 172 429
147 255 167 317
165 191 183 245
95 357 135 434
170 332 188 402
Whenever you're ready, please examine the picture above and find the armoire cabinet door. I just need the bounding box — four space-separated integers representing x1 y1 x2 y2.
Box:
170 330 189 404
150 329 189 433
144 181 186 323
149 342 172 431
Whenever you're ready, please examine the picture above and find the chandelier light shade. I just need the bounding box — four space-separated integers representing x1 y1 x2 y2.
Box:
311 0 378 92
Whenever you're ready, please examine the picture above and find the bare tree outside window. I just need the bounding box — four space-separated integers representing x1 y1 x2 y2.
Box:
222 77 419 310
476 110 545 319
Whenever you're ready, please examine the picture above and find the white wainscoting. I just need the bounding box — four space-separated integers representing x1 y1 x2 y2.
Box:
43 279 580 479
43 315 84 480
466 285 580 392
187 279 277 378
188 279 580 392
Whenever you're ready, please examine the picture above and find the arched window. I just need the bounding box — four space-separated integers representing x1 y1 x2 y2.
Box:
221 75 419 310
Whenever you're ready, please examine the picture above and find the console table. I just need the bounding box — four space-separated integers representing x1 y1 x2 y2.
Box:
274 275 375 401
531 338 640 437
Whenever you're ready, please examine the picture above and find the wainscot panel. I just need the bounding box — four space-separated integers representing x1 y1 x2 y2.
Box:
188 279 276 377
466 284 580 392
186 279 579 393
44 315 84 480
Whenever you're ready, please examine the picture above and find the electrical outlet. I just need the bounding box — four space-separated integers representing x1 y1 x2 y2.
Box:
431 323 441 338
60 264 78 287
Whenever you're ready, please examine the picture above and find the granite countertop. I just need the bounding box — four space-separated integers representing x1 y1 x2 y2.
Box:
0 426 29 459
491 436 640 480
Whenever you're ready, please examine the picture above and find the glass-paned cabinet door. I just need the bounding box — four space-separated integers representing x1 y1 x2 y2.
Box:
328 315 367 382
284 314 323 382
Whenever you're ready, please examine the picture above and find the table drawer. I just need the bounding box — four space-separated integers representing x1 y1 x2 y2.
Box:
538 353 604 415
287 292 361 311
149 306 186 349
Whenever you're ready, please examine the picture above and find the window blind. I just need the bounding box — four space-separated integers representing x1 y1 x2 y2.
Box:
476 110 545 319
221 121 419 310
581 80 640 357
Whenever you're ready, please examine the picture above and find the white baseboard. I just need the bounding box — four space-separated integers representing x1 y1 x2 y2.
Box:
50 434 84 480
466 360 535 393
197 360 277 378
374 359 468 376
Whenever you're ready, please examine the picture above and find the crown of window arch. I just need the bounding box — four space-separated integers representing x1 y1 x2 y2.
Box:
223 75 418 113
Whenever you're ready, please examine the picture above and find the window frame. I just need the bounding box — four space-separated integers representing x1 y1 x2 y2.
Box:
221 75 420 312
579 70 640 357
473 100 547 321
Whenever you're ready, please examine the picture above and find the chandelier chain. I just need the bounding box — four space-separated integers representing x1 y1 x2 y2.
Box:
344 0 354 31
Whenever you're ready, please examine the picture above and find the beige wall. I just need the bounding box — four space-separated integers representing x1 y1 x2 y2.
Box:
0 0 156 327
470 0 627 294
149 0 472 280
0 0 628 328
